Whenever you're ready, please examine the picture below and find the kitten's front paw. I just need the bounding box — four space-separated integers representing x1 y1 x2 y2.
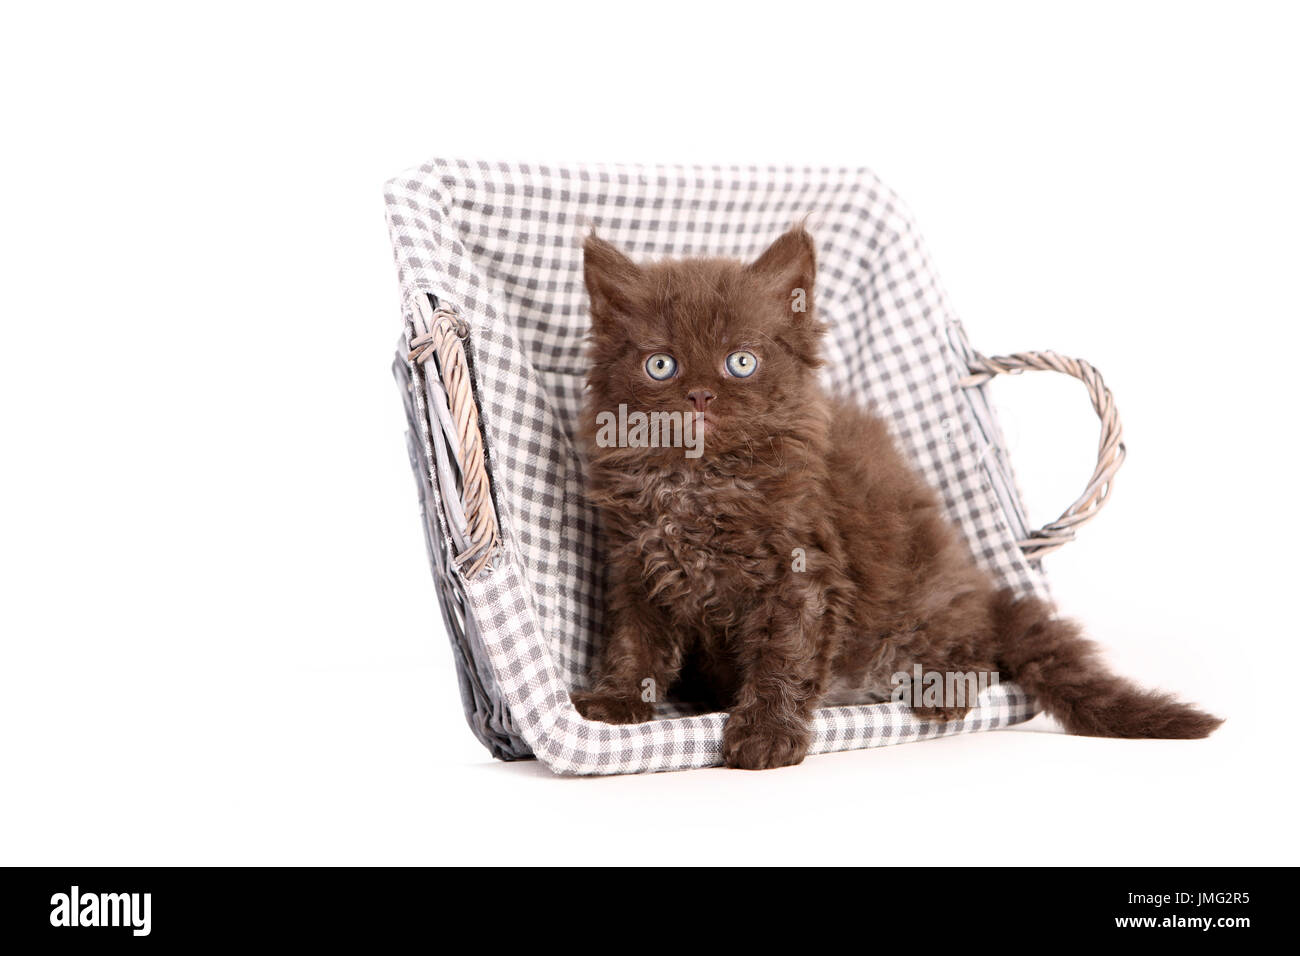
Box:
722 712 810 770
571 690 654 724
909 704 972 723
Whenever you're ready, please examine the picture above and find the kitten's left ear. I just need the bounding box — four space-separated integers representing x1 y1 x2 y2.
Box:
584 232 645 331
747 225 817 310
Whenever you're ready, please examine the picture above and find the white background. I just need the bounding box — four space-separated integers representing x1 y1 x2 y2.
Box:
2 1 1296 865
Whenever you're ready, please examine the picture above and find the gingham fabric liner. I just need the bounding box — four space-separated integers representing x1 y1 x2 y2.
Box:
386 160 1050 774
465 560 1036 774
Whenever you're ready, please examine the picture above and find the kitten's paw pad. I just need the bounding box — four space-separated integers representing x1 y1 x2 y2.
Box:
909 705 972 723
722 715 810 770
571 691 654 724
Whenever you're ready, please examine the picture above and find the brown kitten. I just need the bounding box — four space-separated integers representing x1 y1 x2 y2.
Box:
572 226 1221 770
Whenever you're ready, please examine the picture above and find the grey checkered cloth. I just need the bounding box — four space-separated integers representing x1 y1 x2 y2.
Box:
387 160 1047 774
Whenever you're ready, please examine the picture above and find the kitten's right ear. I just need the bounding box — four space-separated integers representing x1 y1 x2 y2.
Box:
747 225 817 307
583 233 643 329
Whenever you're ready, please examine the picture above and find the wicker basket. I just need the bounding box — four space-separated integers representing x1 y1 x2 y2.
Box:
386 160 1123 775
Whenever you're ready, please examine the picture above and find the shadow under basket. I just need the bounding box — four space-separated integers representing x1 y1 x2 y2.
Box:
385 160 1125 775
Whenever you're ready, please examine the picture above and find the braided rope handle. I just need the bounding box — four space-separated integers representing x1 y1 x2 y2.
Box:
408 297 501 578
961 351 1126 559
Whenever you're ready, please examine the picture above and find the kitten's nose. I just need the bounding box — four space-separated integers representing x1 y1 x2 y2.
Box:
686 389 716 412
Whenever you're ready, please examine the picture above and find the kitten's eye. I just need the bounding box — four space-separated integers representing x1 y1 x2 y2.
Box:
725 350 758 378
645 353 678 380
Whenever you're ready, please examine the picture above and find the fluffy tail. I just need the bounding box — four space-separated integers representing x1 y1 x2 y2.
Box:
989 589 1222 739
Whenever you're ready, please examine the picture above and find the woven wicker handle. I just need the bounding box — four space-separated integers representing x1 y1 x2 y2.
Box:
408 296 501 578
961 351 1125 559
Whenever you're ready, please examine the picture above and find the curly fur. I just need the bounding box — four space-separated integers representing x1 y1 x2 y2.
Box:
572 226 1221 769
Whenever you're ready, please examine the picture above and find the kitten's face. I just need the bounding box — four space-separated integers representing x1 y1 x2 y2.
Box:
583 227 826 461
